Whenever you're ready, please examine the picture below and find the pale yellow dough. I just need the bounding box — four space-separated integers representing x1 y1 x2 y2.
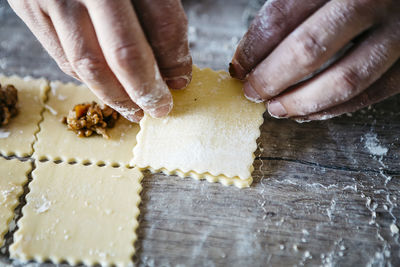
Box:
0 157 31 247
10 161 143 267
0 75 49 157
132 66 265 187
34 81 140 167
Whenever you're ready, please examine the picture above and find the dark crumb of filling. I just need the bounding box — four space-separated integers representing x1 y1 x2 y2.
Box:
62 101 119 139
0 83 18 126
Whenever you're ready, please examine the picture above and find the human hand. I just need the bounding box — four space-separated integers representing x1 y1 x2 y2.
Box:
230 0 400 121
9 0 192 122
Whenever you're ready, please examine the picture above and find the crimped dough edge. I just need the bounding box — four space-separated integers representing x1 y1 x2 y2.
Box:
0 158 31 247
0 74 50 157
10 161 143 267
132 66 266 188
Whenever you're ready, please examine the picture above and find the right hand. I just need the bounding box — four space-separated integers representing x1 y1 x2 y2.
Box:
9 0 192 122
230 0 399 121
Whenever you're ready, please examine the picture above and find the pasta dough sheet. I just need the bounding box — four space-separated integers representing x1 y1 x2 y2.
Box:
34 81 140 167
0 157 31 247
0 75 49 157
10 161 143 267
132 66 265 187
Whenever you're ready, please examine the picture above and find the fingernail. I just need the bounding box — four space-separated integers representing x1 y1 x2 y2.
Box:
126 110 144 123
294 118 311 124
166 76 190 89
116 106 143 123
268 100 287 118
149 102 173 118
123 115 139 123
229 59 247 80
243 82 263 103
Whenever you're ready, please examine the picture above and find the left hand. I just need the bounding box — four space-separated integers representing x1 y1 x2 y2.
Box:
230 0 400 121
9 0 192 122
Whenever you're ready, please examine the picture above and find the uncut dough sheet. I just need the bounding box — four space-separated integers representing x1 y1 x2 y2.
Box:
132 66 265 187
34 81 140 166
0 158 31 247
0 75 49 157
10 161 143 267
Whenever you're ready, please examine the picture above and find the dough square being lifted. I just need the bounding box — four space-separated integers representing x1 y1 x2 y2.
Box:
0 75 49 157
34 81 140 167
10 161 143 267
132 66 265 187
0 157 31 247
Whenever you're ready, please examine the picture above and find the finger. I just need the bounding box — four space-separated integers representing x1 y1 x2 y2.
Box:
133 0 192 89
47 1 143 122
7 0 79 80
83 0 172 118
229 0 328 80
267 20 400 118
244 0 391 102
296 61 400 121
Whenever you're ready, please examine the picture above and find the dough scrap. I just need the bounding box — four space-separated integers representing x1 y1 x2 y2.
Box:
0 157 31 247
10 161 143 267
34 81 140 167
132 66 265 187
0 75 49 157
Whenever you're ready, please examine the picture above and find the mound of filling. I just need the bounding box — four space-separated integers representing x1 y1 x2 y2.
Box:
0 83 18 126
62 102 119 139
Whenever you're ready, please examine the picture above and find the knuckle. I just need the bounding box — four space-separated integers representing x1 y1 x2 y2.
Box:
268 0 286 13
331 0 387 24
267 16 287 35
369 43 391 66
58 61 76 77
7 0 27 10
109 43 145 70
161 11 188 32
354 0 387 14
266 0 287 22
70 57 106 81
250 0 287 43
160 17 187 35
8 0 39 21
290 31 326 69
248 72 274 98
43 0 70 13
251 16 286 45
152 18 188 50
335 67 362 96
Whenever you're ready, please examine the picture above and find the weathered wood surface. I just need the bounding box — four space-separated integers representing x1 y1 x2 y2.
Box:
1 0 399 266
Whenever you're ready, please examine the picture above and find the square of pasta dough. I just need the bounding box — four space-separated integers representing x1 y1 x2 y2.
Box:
34 81 140 167
132 66 265 187
0 157 31 247
10 161 143 267
0 75 49 157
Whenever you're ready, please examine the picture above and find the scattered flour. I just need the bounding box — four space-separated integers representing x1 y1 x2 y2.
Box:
44 104 58 115
57 94 67 101
390 224 399 235
35 195 51 214
50 81 60 96
0 130 10 138
326 199 336 221
363 133 388 156
302 229 309 235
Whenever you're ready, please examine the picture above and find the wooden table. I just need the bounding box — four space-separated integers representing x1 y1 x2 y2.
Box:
1 0 399 266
